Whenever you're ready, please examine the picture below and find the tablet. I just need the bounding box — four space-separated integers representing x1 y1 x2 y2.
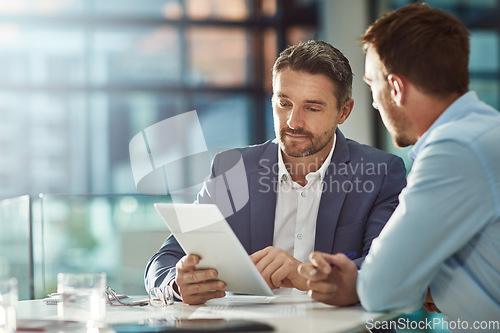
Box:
154 203 273 296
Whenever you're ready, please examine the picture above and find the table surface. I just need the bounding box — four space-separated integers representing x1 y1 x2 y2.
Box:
17 295 396 333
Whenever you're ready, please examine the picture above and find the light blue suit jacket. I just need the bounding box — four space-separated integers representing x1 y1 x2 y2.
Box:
145 129 407 290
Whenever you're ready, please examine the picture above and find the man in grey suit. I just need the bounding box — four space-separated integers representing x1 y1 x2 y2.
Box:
145 40 407 305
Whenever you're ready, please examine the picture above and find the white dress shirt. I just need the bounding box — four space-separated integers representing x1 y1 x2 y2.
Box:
273 135 336 294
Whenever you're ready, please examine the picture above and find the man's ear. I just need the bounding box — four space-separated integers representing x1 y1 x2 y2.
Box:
337 98 354 125
387 74 404 106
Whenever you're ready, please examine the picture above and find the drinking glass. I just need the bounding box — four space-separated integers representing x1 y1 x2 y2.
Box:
0 278 17 333
57 273 106 327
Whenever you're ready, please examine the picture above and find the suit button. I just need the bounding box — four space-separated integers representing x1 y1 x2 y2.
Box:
297 233 303 240
301 192 306 197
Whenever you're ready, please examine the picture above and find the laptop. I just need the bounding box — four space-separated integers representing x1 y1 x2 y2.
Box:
154 203 273 296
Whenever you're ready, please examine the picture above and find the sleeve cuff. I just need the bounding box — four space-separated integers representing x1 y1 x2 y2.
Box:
168 278 183 302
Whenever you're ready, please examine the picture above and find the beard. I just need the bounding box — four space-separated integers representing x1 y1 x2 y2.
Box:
381 103 416 147
278 127 335 158
392 130 416 148
377 88 417 148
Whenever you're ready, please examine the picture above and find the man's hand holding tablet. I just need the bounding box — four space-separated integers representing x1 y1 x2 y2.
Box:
155 203 273 305
174 254 226 305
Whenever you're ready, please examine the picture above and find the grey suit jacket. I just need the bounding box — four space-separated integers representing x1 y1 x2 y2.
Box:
145 129 407 290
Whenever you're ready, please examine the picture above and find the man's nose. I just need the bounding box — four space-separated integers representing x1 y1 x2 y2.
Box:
286 107 304 129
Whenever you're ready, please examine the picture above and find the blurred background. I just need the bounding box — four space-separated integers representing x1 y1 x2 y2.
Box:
0 0 498 331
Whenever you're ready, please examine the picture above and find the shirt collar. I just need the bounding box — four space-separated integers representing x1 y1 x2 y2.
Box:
278 133 337 184
408 91 478 161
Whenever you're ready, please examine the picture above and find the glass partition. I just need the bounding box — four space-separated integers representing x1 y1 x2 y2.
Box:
32 193 171 298
0 195 32 300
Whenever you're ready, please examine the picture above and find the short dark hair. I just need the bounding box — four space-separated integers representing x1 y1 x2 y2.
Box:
361 3 470 97
272 40 353 108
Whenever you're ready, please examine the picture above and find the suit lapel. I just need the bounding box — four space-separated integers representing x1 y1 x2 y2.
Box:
249 142 278 253
314 129 353 253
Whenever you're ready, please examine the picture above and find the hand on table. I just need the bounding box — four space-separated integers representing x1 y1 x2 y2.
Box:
422 287 441 313
174 254 226 305
250 246 307 291
298 251 359 306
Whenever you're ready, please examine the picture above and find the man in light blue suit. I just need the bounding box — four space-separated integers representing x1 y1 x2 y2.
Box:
145 41 407 305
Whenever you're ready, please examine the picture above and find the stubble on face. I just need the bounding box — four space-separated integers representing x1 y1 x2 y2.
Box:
278 126 335 158
379 87 417 148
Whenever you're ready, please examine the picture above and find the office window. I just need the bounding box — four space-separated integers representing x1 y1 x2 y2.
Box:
469 30 500 107
186 27 249 86
0 0 318 199
185 0 249 21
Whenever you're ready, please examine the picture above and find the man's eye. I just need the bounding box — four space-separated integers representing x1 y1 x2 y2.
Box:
308 107 320 112
279 101 290 107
